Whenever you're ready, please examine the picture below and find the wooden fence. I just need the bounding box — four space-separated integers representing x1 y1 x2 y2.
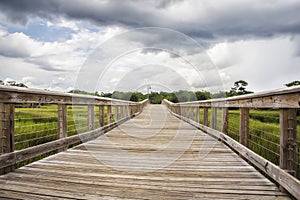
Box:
162 86 300 198
0 86 149 174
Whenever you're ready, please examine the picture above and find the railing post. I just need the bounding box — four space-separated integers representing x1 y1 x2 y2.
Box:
211 107 217 129
196 106 200 123
107 105 112 124
203 107 209 126
115 106 119 121
88 105 94 131
99 105 104 127
191 107 195 121
222 108 229 134
0 103 14 174
120 105 123 118
239 108 249 147
58 104 67 151
280 108 297 177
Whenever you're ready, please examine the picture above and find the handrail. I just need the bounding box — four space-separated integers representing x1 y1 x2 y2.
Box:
0 86 149 174
169 86 300 108
0 85 139 105
162 86 300 199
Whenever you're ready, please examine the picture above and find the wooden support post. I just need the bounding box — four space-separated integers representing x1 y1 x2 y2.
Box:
107 105 111 124
280 108 297 177
58 104 67 152
124 106 129 117
119 105 123 119
99 105 104 127
211 107 217 129
191 107 195 120
196 107 200 123
239 108 249 147
0 103 14 174
58 104 67 139
88 105 94 131
203 108 209 126
222 108 229 135
115 106 119 121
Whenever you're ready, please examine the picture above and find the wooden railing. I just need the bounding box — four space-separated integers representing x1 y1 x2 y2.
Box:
0 86 149 174
162 86 300 199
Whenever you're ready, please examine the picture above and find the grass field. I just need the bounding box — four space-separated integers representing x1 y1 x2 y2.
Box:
14 104 118 150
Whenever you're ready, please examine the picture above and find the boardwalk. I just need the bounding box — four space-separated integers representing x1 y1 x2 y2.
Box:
0 105 290 199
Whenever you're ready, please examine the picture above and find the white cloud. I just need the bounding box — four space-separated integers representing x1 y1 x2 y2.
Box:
208 36 300 92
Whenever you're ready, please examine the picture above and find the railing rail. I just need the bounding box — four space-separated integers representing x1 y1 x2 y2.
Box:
0 86 149 174
162 86 300 199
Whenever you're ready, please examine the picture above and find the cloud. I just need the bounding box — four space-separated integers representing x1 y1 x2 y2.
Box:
0 0 299 93
1 0 300 42
209 37 300 92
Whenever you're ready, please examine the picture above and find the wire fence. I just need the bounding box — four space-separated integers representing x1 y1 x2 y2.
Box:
67 105 88 136
248 109 280 166
14 104 59 150
227 109 240 142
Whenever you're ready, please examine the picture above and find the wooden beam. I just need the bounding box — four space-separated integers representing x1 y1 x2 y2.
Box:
0 103 14 174
0 86 137 106
280 109 297 177
239 108 249 147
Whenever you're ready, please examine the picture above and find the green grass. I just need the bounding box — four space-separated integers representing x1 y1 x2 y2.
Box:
14 104 117 150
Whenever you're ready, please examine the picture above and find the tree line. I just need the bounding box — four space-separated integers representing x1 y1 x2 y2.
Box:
1 79 299 104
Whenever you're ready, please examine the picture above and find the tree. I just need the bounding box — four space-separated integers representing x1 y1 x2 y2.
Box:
226 80 253 97
285 80 300 87
212 91 226 99
195 91 211 100
6 81 28 88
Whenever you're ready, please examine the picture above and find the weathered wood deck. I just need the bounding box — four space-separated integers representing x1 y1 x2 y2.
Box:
0 105 290 199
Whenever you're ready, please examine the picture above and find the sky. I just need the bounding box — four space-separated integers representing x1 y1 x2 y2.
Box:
0 0 299 94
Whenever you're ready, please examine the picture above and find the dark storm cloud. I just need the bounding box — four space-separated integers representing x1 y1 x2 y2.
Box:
1 0 300 42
